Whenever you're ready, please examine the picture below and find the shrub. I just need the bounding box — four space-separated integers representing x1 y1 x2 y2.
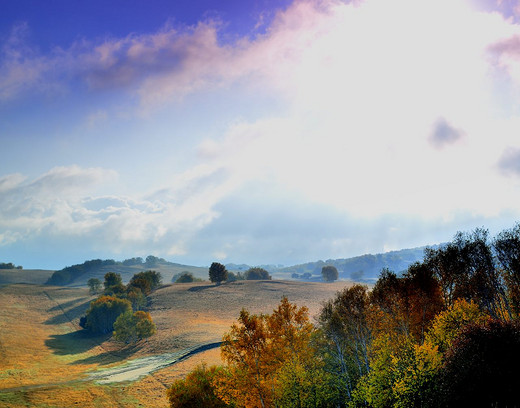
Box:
167 364 229 408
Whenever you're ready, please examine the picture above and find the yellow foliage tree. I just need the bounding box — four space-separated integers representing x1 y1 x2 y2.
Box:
217 297 314 408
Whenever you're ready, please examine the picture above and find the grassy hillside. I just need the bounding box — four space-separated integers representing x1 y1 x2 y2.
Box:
0 280 348 407
0 269 54 285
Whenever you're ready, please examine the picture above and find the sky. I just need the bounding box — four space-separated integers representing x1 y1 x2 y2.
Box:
2 0 520 270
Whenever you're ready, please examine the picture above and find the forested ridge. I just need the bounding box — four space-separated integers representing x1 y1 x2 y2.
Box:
167 223 520 408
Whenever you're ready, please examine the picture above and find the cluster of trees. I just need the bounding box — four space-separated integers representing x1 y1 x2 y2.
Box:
80 270 160 342
0 262 22 269
209 263 272 284
167 224 520 407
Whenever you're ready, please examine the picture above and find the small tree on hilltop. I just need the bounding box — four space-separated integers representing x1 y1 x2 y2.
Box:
244 267 271 280
322 265 339 282
87 278 102 295
209 262 228 285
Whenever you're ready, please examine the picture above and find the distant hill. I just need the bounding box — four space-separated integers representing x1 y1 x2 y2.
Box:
46 256 208 287
227 246 436 283
0 269 54 285
34 245 437 287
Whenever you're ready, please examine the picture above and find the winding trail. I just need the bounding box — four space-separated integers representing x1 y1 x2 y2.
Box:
0 341 221 393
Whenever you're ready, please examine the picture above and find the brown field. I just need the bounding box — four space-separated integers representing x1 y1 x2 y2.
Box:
0 280 352 407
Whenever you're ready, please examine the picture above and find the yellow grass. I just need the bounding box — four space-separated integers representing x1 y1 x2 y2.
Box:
0 280 352 407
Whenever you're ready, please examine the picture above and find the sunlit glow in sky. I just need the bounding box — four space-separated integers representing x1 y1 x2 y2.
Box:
2 0 520 269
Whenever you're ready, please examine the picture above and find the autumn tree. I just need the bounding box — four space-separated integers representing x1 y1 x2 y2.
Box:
87 277 102 295
209 262 228 285
321 265 339 282
218 297 316 408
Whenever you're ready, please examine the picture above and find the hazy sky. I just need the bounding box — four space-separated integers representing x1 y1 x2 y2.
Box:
2 0 520 269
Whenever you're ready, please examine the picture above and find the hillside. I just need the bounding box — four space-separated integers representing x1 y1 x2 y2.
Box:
0 280 348 407
0 269 54 285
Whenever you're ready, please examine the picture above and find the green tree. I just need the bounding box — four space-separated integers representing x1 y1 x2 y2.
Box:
113 310 156 343
129 270 162 291
87 277 102 295
244 267 271 280
321 265 339 282
84 295 132 334
209 262 228 285
175 272 195 283
104 272 123 290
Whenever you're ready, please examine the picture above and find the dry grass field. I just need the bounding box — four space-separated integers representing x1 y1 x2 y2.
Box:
0 280 352 407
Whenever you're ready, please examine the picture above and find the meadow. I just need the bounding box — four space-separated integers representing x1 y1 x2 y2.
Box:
0 277 348 407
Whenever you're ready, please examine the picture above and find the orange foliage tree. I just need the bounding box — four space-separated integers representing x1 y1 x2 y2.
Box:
217 297 314 408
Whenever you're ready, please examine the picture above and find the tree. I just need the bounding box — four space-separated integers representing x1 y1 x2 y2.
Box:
244 267 271 280
113 310 156 343
209 262 228 285
321 265 339 282
175 272 195 283
129 270 162 291
167 364 229 408
318 284 372 401
87 278 102 295
104 272 123 290
84 295 132 334
218 297 315 408
439 319 520 407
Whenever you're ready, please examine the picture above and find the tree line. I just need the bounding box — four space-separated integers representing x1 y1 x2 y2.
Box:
166 223 520 407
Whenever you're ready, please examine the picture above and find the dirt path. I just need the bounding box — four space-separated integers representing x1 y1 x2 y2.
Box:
0 341 221 393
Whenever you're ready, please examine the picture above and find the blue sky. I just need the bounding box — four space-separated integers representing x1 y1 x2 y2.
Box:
2 0 520 269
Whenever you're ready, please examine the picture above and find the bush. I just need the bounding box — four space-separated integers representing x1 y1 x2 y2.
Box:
167 364 229 408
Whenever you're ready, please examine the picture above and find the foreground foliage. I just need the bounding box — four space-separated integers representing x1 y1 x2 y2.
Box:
168 222 520 408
